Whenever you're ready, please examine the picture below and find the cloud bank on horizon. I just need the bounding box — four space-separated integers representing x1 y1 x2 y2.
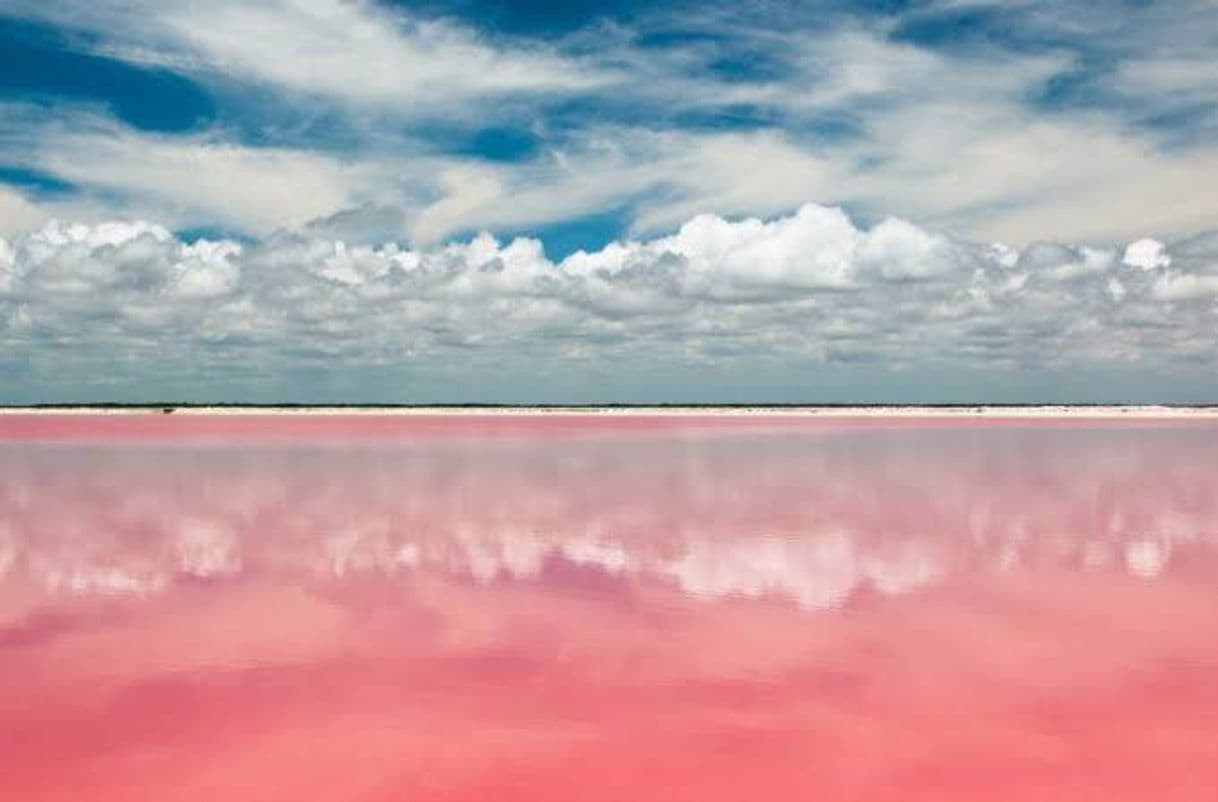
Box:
3 206 1216 403
0 0 1216 401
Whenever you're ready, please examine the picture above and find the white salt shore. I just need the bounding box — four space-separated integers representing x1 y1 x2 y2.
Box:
2 405 1217 418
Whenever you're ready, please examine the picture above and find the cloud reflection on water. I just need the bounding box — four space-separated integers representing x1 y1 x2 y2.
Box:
2 424 1215 607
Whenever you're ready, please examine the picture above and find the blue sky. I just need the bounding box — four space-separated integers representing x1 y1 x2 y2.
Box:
0 0 1216 403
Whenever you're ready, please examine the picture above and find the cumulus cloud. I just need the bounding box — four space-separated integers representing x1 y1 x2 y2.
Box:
1123 239 1171 271
1 204 1215 398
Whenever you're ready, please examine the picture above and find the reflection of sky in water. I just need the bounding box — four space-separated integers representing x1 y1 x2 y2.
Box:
2 426 1216 605
1 419 1216 802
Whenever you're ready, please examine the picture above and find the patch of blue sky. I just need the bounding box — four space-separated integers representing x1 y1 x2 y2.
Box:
1033 56 1214 145
0 17 214 133
888 6 1012 49
1131 104 1218 149
632 28 729 49
886 3 1121 55
541 94 659 132
705 51 798 85
456 205 635 261
393 0 677 37
668 104 783 132
1033 58 1116 110
207 95 374 152
0 164 75 197
528 206 637 260
174 225 255 245
393 0 917 40
445 126 543 162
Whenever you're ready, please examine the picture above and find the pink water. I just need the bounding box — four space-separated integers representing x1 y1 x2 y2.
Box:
1 415 1215 801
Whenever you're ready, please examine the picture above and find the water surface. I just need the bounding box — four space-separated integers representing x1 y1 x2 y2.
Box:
1 415 1216 801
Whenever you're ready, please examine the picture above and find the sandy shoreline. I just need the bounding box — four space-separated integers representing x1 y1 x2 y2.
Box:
1 405 1217 418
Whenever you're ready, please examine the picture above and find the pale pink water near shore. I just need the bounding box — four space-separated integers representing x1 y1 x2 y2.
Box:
1 415 1215 801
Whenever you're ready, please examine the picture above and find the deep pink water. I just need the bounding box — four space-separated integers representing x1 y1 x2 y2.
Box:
1 415 1216 801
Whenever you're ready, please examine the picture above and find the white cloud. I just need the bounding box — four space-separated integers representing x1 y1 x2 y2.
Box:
1116 57 1218 101
1 204 1215 395
175 0 595 95
32 126 372 235
1151 272 1218 302
850 109 1218 245
172 240 243 298
383 27 1218 248
643 204 860 291
1123 238 1171 271
0 104 425 239
4 0 608 111
857 217 959 280
0 186 49 238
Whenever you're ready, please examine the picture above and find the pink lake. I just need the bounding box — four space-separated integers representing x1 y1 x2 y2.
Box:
0 414 1216 802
